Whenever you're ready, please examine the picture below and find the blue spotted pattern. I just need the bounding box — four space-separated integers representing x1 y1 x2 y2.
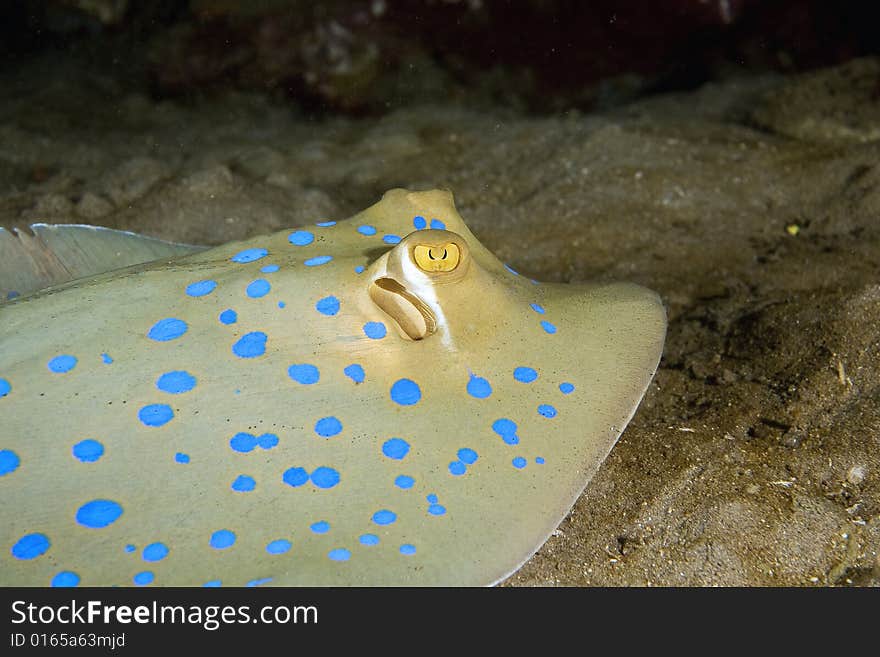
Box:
382 438 410 460
76 499 123 528
231 248 268 263
232 332 267 358
316 296 340 316
288 363 319 384
210 530 236 549
47 355 77 373
230 432 279 453
457 448 478 464
175 452 190 464
363 322 386 339
51 571 80 587
138 404 174 427
394 475 415 489
512 456 527 469
541 320 557 334
72 439 104 463
0 378 10 397
357 225 377 236
147 318 187 342
133 571 154 586
156 370 196 394
246 279 271 298
430 219 445 229
315 417 342 438
261 264 279 273
538 404 558 418
328 548 350 562
390 379 421 406
219 309 237 324
492 418 519 445
413 215 427 229
344 364 365 383
283 467 309 487
304 256 333 267
185 280 217 297
560 382 575 394
372 510 397 525
400 544 417 555
11 533 50 560
0 449 20 476
514 367 538 383
383 234 401 245
311 467 340 489
288 230 314 246
310 521 330 534
266 539 292 554
467 374 492 399
232 475 256 492
142 542 169 562
359 534 379 546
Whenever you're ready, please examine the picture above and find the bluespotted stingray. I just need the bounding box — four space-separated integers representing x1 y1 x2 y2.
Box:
0 189 665 587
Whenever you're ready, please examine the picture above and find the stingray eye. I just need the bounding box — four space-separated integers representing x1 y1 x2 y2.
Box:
414 243 460 272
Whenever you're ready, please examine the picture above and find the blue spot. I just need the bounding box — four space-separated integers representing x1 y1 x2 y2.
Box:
536 456 546 464
530 303 545 314
560 382 575 394
231 248 268 263
246 577 273 587
400 544 417 555
72 439 104 463
428 504 446 516
363 322 387 339
232 331 267 358
260 264 279 273
513 456 527 469
133 571 154 586
467 374 492 399
541 320 557 334
354 265 365 274
138 404 174 427
210 530 236 549
219 309 238 325
372 510 397 525
147 318 188 341
231 475 256 492
283 467 310 487
430 219 446 230
304 255 333 267
359 534 379 546
125 544 136 553
427 493 438 504
76 500 123 528
344 364 365 383
390 378 421 405
186 280 217 297
203 580 222 587
278 301 286 309
246 279 271 298
383 234 401 245
51 571 80 587
538 404 558 418
316 221 336 227
175 452 190 464
156 370 196 394
448 461 466 476
328 548 351 562
101 353 113 364
514 367 538 383
266 539 291 554
357 225 377 236
505 264 519 276
314 416 342 438
413 215 427 229
288 230 315 246
257 433 279 449
457 448 478 464
11 533 50 560
492 418 518 438
382 438 410 460
0 378 10 397
311 466 340 489
142 542 169 562
311 521 330 534
6 291 20 300
0 449 21 476
288 363 319 384
394 475 415 489
230 432 256 453
316 296 340 316
48 355 77 373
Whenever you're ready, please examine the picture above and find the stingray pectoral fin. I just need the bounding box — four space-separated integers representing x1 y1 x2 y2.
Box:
368 277 437 340
0 224 205 302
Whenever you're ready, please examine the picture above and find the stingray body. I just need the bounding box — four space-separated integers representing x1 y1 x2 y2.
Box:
0 189 665 586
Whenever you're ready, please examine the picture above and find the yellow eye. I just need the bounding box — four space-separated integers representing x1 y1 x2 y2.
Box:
413 243 461 272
